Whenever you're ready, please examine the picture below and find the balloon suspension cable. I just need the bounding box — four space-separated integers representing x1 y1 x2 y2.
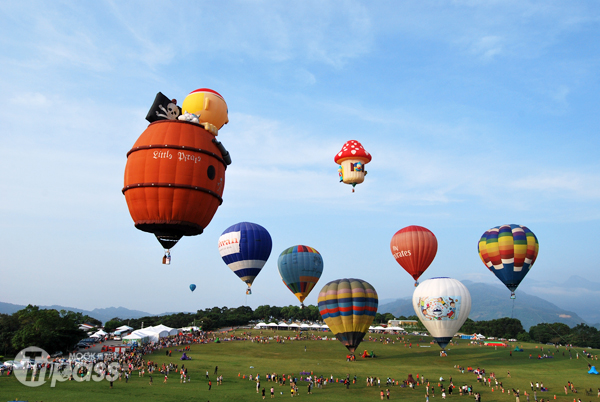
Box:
511 297 515 319
162 249 171 265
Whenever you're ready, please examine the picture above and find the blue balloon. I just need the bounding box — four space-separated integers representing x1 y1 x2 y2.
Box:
218 222 272 292
189 284 196 292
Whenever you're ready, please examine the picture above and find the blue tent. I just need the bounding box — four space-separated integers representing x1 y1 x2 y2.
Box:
588 366 598 374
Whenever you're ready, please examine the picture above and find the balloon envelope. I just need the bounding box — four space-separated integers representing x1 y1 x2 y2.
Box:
123 120 227 252
218 222 272 289
390 225 438 285
277 245 324 305
318 278 378 354
189 284 196 292
478 224 539 297
412 277 471 349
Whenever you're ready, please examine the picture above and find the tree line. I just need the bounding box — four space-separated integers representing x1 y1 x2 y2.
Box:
459 317 600 348
0 305 101 357
2 304 599 359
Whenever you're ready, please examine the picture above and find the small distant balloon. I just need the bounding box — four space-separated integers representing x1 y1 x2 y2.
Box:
189 284 196 292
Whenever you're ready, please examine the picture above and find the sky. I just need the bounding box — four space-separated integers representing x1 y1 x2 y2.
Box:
1 1 600 320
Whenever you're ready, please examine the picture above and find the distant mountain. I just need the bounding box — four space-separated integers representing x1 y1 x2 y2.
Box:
518 275 600 324
0 302 152 324
378 281 587 331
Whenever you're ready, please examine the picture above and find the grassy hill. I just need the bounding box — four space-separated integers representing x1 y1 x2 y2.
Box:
1 330 597 402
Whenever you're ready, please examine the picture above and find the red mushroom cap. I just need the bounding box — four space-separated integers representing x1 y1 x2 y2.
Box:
334 140 372 164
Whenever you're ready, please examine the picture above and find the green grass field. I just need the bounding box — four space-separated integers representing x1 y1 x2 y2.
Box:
1 331 597 402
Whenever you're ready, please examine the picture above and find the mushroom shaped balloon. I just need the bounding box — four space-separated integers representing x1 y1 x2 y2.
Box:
334 140 371 192
478 224 539 299
390 226 438 286
277 245 324 308
318 278 378 354
412 277 471 350
218 222 272 295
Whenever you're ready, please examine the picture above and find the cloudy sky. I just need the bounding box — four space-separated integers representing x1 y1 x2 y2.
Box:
1 1 599 319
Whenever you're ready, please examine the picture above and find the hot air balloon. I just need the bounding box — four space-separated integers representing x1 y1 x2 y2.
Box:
478 224 539 299
334 140 371 192
218 222 272 295
318 278 378 354
390 225 438 286
123 89 231 264
277 245 324 307
412 277 471 350
189 284 196 292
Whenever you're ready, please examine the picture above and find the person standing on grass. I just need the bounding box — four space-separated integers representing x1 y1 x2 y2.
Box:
149 375 153 385
262 387 266 399
271 387 274 398
208 379 212 390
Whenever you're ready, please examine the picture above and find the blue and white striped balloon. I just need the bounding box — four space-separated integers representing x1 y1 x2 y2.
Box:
218 222 272 293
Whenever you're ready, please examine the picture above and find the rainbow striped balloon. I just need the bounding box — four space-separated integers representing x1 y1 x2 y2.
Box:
318 278 378 354
478 224 539 297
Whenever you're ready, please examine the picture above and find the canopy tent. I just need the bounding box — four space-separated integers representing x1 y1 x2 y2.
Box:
288 323 300 329
266 323 278 328
589 366 599 375
277 322 289 328
309 323 321 329
300 323 310 329
386 326 404 331
150 324 181 336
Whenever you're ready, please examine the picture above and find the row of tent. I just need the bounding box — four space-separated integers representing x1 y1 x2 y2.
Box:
254 323 404 332
122 324 182 344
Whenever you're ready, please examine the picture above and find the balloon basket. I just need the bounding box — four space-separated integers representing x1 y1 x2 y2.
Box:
510 292 516 299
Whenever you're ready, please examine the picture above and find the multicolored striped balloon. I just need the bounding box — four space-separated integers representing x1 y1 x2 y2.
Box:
277 245 323 306
478 224 539 298
318 278 378 354
218 222 272 294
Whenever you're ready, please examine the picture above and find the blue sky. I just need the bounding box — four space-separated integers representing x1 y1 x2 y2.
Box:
1 1 599 318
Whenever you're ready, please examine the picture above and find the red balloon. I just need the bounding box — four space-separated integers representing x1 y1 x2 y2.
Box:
390 225 438 285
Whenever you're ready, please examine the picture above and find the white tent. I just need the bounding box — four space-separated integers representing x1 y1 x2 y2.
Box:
151 324 180 336
309 323 321 329
277 322 289 328
320 324 329 329
95 329 107 335
300 323 310 329
267 323 278 328
288 323 300 329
